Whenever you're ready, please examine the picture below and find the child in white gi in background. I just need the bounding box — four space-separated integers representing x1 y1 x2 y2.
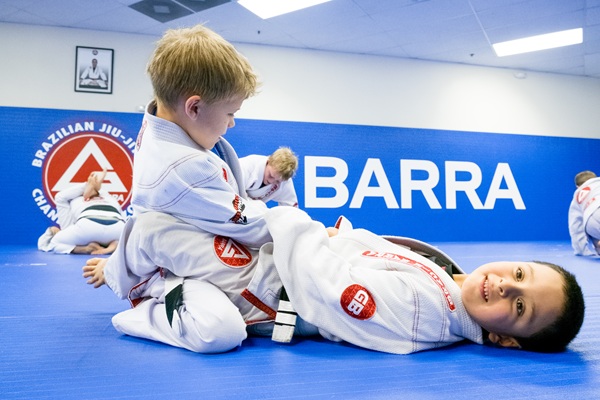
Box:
84 206 585 355
239 147 299 207
83 24 277 352
569 170 600 256
38 169 124 255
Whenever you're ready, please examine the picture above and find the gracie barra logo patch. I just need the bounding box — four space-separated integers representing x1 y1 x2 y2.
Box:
577 186 590 204
340 284 376 320
213 236 252 268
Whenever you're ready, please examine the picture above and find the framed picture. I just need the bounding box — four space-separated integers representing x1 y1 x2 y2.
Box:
75 46 114 94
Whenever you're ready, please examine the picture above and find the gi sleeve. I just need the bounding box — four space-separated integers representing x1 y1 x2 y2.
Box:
54 183 86 228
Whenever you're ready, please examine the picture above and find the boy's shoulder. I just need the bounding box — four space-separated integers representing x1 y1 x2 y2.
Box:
577 176 600 192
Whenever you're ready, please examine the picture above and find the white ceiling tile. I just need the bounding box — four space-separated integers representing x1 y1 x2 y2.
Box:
0 0 597 79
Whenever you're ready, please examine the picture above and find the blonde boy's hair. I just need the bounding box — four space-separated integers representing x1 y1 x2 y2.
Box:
575 170 596 187
268 147 298 180
147 24 259 110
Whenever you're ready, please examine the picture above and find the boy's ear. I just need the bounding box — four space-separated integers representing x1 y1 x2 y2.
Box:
184 95 202 119
488 332 521 349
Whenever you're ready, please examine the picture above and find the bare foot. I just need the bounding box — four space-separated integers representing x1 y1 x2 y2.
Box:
91 240 118 255
73 242 103 254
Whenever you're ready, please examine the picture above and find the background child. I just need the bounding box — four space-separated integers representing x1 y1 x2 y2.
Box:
239 146 299 207
38 169 124 254
568 170 600 256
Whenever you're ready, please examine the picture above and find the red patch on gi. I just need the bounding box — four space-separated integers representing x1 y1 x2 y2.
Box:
222 167 228 182
577 186 590 204
213 236 252 268
340 284 376 320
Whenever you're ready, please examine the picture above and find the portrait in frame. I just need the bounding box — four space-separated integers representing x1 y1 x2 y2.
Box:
75 46 114 94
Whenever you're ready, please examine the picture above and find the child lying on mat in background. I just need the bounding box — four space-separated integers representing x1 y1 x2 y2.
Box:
83 207 585 355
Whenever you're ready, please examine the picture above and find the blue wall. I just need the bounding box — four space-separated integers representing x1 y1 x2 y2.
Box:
3 106 598 245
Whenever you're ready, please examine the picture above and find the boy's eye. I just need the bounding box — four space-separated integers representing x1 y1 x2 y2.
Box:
516 298 524 316
516 267 524 281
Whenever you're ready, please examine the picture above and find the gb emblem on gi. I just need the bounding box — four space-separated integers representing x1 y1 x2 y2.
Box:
341 284 376 320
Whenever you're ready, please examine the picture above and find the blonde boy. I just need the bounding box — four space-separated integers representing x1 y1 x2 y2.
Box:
239 147 299 207
84 25 274 352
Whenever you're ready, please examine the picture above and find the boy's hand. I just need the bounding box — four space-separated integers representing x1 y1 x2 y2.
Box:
326 227 339 237
83 257 108 288
83 168 107 200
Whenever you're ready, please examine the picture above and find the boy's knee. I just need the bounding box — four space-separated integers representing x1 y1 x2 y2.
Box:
185 311 247 353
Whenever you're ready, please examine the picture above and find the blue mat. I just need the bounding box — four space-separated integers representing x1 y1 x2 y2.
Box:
1 242 598 399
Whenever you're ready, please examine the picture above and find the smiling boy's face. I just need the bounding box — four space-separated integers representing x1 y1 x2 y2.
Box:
460 261 565 346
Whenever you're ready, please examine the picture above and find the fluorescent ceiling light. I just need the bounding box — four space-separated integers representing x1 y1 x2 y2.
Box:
493 28 583 57
238 0 332 19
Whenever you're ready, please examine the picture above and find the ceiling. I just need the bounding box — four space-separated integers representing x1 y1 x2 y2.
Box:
1 0 599 79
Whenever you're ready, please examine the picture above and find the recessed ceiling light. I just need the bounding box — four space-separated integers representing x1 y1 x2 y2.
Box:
493 28 583 57
238 0 332 19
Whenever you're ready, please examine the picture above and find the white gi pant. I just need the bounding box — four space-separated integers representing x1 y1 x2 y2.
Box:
105 211 315 354
39 218 124 254
112 278 247 354
106 211 259 353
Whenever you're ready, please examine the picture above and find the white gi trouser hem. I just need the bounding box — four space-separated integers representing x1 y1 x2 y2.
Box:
112 277 248 354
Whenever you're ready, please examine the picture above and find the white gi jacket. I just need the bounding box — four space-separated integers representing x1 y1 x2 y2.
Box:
239 154 298 207
104 207 483 355
568 177 600 255
131 101 271 248
254 207 484 354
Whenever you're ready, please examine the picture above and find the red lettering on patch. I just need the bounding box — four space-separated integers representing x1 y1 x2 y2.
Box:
213 236 252 268
362 251 456 311
340 284 376 320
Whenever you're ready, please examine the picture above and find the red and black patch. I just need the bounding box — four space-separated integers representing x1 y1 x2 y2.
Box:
230 195 248 225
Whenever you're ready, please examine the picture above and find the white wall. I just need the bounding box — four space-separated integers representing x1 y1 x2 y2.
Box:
1 22 599 138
